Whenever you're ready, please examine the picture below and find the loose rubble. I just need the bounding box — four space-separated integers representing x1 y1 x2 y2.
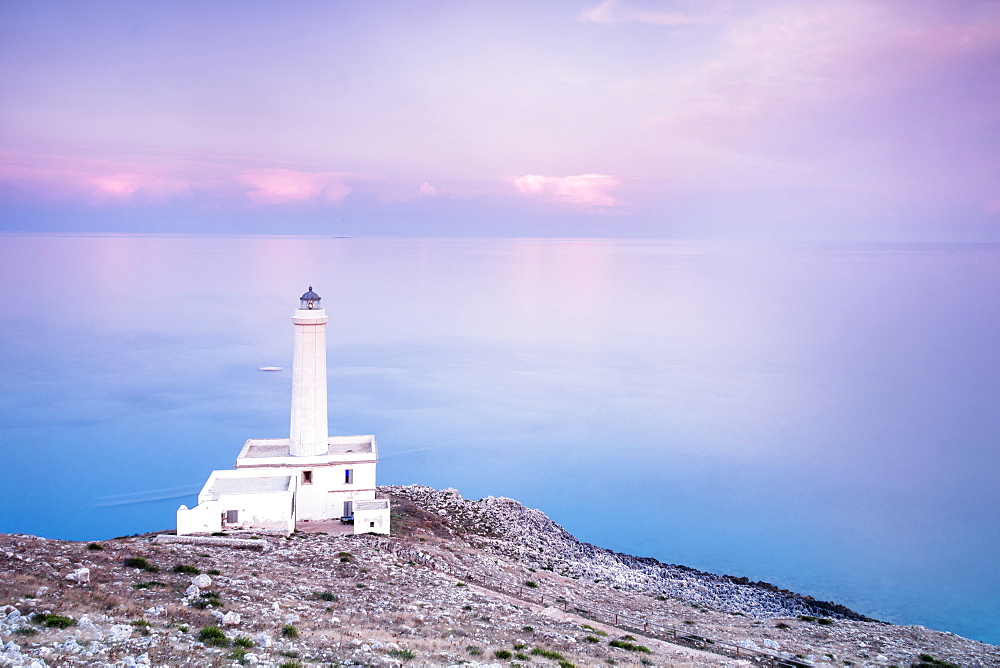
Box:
0 484 996 667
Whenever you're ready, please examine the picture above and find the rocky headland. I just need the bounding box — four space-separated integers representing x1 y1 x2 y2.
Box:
1 485 997 667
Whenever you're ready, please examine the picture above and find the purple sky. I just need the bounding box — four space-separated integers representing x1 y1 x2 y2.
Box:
2 0 998 239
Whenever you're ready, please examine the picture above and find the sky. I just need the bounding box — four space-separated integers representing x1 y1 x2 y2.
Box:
1 0 998 240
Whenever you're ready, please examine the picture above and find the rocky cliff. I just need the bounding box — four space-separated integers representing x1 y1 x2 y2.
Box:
1 485 996 667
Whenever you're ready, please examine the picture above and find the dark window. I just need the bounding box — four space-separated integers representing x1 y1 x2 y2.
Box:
369 521 375 528
345 469 354 484
302 470 313 485
226 510 238 524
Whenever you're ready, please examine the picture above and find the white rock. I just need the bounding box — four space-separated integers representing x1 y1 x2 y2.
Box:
222 611 241 626
211 610 225 620
185 585 200 597
108 624 134 642
191 574 212 588
136 652 151 664
144 606 165 616
244 653 260 664
253 633 273 648
65 567 90 584
762 639 779 649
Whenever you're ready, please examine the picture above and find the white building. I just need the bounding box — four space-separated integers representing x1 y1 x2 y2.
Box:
177 288 390 536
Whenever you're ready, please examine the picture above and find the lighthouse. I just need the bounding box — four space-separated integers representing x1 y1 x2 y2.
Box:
176 288 390 536
290 287 329 456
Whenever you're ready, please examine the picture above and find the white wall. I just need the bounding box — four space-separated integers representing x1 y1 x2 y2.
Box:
353 503 391 535
177 501 222 535
295 461 377 520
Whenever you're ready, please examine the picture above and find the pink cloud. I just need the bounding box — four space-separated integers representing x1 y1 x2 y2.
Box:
419 181 438 196
234 169 353 204
514 173 621 206
580 0 725 26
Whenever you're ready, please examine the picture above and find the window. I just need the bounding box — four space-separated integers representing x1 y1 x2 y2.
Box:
225 510 238 524
301 470 313 485
370 522 375 528
344 469 354 484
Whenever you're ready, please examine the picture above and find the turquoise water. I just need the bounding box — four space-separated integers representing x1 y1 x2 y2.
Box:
0 234 997 644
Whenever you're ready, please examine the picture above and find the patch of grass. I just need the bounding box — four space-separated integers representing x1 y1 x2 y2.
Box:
199 626 229 647
211 531 227 537
132 580 167 589
314 591 337 601
278 662 302 668
531 648 566 660
513 643 527 650
463 605 474 611
818 617 835 625
912 655 960 668
585 635 600 643
622 635 636 641
683 620 695 625
608 639 651 653
35 614 77 629
233 635 254 648
281 624 299 638
389 648 415 660
172 564 200 575
229 648 250 664
191 591 224 609
13 627 37 636
279 651 299 658
466 645 482 656
522 625 534 632
558 661 576 668
775 622 791 629
524 580 539 588
641 660 654 666
455 582 466 587
541 565 554 571
356 583 366 589
798 615 818 622
206 569 221 576
337 551 353 562
123 557 159 572
130 620 151 636
515 653 529 661
494 649 513 660
86 542 104 551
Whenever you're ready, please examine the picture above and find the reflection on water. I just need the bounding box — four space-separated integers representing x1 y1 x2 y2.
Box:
0 235 998 643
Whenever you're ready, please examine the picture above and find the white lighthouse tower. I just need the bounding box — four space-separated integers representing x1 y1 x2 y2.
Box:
290 287 329 456
176 288 390 536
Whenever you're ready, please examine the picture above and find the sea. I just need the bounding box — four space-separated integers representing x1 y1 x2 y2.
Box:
0 234 997 645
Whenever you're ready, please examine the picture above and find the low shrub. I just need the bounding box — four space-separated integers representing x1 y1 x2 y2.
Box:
13 628 37 636
123 557 159 572
314 591 337 601
199 626 229 647
86 542 104 551
524 580 539 588
775 622 790 629
466 645 482 656
207 569 221 576
513 643 527 650
389 648 415 660
913 655 960 668
585 635 600 643
531 648 566 660
233 635 254 648
494 649 512 660
35 614 77 629
522 625 534 632
281 624 298 638
172 564 200 575
132 581 167 589
608 639 651 653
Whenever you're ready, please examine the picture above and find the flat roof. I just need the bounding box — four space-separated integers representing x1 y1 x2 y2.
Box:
238 436 375 460
207 475 291 499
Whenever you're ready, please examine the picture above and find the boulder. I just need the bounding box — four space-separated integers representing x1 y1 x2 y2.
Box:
191 574 212 588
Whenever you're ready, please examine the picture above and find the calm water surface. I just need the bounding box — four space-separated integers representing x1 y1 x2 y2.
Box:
0 234 997 644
